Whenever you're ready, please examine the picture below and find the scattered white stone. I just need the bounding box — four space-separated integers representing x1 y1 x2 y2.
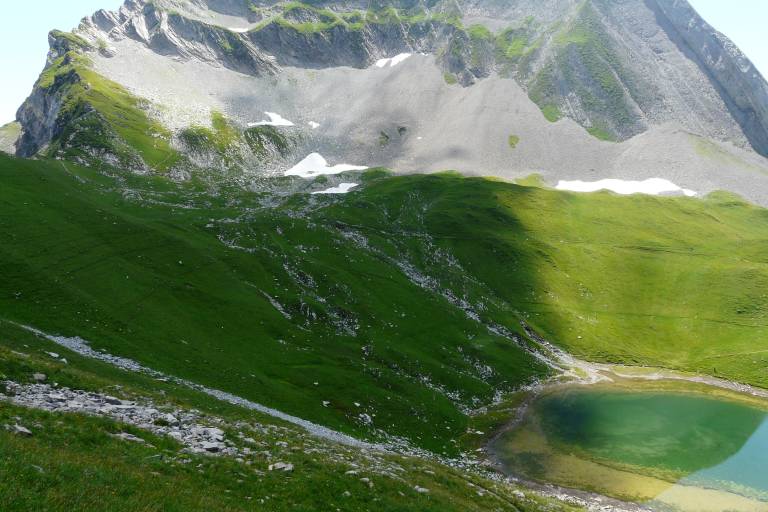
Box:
111 432 145 444
285 153 368 178
45 352 60 359
555 178 697 197
414 486 430 494
248 112 294 127
17 324 384 450
312 183 359 195
322 401 330 407
269 462 294 472
375 53 412 68
202 441 223 453
0 382 248 456
32 373 47 383
13 424 33 437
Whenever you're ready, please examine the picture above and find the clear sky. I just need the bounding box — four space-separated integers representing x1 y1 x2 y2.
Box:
0 0 766 125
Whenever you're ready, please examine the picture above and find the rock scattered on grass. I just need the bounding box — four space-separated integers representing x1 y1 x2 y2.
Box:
268 462 294 472
110 432 145 444
12 424 33 437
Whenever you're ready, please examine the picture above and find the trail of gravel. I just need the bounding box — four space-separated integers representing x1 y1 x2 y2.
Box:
17 324 385 451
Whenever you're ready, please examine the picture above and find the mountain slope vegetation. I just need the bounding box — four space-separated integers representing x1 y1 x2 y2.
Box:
2 153 768 458
0 321 574 512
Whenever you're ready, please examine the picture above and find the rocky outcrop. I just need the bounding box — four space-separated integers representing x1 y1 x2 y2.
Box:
15 49 149 172
15 58 79 159
78 2 279 76
0 122 21 154
650 0 768 156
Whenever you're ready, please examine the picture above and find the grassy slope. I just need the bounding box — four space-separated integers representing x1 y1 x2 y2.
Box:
1 154 768 454
0 323 575 512
339 175 768 386
0 155 545 454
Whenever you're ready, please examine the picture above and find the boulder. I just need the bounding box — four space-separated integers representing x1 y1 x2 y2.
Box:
268 462 294 472
13 424 33 437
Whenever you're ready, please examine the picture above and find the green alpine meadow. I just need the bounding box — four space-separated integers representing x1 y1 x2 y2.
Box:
2 0 768 510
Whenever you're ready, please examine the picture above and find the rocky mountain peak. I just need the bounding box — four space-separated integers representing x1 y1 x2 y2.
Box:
10 0 768 203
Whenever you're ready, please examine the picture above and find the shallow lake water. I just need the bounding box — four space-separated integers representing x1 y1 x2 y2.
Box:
494 387 768 511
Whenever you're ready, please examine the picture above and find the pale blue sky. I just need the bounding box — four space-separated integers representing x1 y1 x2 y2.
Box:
0 0 766 125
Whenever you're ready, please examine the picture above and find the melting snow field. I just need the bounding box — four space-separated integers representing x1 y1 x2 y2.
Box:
312 183 359 194
556 178 697 197
248 112 295 127
375 53 412 68
285 153 368 178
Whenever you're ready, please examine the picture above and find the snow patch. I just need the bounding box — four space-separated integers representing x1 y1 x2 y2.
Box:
308 121 320 129
286 153 368 178
312 183 359 194
228 27 249 33
248 112 295 127
556 178 697 197
375 53 412 68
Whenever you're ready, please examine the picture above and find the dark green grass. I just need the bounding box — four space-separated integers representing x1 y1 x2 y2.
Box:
0 155 545 454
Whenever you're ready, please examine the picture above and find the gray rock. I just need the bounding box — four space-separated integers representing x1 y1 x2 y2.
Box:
13 424 33 437
162 413 179 425
268 462 294 472
202 442 223 453
111 432 145 444
32 373 47 383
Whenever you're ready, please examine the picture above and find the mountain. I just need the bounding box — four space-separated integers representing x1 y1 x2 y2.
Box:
10 0 768 203
4 1 768 511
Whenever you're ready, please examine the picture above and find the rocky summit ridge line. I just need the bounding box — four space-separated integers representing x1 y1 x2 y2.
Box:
8 0 768 204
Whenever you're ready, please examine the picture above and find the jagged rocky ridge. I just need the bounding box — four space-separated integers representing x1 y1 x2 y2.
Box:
12 0 768 201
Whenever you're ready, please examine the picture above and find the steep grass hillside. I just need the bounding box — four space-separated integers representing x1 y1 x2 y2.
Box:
0 155 547 455
1 153 767 457
0 322 575 512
